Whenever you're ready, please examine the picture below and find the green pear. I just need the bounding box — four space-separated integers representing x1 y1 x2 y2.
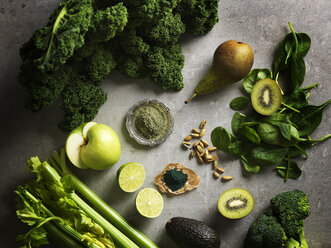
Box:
185 40 254 103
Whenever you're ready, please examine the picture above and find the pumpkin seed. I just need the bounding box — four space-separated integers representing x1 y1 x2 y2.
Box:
199 128 206 138
222 176 233 181
216 167 225 173
199 120 207 129
213 171 220 178
201 140 209 147
208 147 217 152
192 128 200 134
191 133 200 138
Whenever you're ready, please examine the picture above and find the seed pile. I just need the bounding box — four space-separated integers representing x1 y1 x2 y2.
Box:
182 120 232 181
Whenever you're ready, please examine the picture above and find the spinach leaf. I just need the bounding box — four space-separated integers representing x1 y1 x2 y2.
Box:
241 126 261 145
228 140 245 157
278 123 292 141
230 97 249 111
211 126 233 153
256 123 282 145
211 126 244 156
290 56 306 92
273 23 311 92
231 112 246 137
296 33 311 58
273 32 294 75
243 68 272 95
276 160 302 180
248 146 288 166
241 156 260 174
262 113 290 125
282 89 308 109
290 99 331 136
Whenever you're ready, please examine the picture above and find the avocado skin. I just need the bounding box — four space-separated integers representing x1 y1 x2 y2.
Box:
166 217 221 248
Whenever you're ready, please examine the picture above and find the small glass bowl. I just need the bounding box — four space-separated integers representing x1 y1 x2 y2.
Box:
126 99 174 146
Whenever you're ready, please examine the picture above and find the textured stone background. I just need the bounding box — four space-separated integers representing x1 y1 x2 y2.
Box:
0 0 330 247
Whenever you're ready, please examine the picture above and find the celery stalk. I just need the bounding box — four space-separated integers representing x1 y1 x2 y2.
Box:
50 149 159 248
43 159 138 248
15 186 102 248
45 223 85 248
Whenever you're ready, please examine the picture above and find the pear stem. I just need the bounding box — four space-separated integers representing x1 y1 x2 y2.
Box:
185 93 197 104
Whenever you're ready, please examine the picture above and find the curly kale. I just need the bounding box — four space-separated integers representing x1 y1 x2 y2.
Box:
124 0 181 26
146 44 185 91
175 0 220 35
18 63 72 111
59 72 107 131
87 3 128 43
19 0 220 131
84 44 117 84
20 0 94 72
118 29 150 56
142 11 186 46
244 190 310 248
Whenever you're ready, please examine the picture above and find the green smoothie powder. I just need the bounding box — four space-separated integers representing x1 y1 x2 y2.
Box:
132 102 171 141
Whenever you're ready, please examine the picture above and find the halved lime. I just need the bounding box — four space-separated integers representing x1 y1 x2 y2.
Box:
135 188 163 218
117 163 145 193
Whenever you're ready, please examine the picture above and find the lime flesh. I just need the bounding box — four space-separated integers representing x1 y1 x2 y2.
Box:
135 188 163 218
117 163 145 193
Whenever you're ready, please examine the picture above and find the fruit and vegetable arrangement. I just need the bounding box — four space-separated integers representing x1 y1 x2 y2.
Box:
11 0 330 248
211 23 331 181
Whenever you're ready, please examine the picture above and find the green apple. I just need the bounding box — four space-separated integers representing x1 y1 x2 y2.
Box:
65 122 121 170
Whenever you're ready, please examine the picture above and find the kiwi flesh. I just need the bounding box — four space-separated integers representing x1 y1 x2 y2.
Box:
251 78 282 115
217 188 254 219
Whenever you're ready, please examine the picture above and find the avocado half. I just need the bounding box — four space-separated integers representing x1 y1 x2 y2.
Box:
166 217 220 248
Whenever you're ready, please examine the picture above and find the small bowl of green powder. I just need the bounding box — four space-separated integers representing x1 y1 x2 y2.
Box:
126 99 174 146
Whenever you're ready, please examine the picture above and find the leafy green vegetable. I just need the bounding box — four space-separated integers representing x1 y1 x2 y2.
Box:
20 0 94 72
243 68 272 94
175 0 220 35
273 22 311 93
241 126 261 145
19 0 221 131
248 146 288 166
276 160 302 180
231 112 246 136
145 44 185 91
229 96 250 111
211 126 233 153
290 99 331 136
241 156 260 174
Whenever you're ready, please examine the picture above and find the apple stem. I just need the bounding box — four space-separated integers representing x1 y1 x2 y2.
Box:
185 93 197 104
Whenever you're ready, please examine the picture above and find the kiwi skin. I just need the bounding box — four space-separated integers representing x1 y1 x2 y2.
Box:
251 78 282 116
217 188 255 219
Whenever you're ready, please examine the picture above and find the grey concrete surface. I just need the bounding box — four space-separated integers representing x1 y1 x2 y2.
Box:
0 0 330 247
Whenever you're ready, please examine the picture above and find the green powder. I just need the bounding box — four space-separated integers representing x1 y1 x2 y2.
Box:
132 102 170 141
162 168 188 191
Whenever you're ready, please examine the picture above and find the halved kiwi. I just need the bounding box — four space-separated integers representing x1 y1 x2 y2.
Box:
217 188 254 219
251 78 282 115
